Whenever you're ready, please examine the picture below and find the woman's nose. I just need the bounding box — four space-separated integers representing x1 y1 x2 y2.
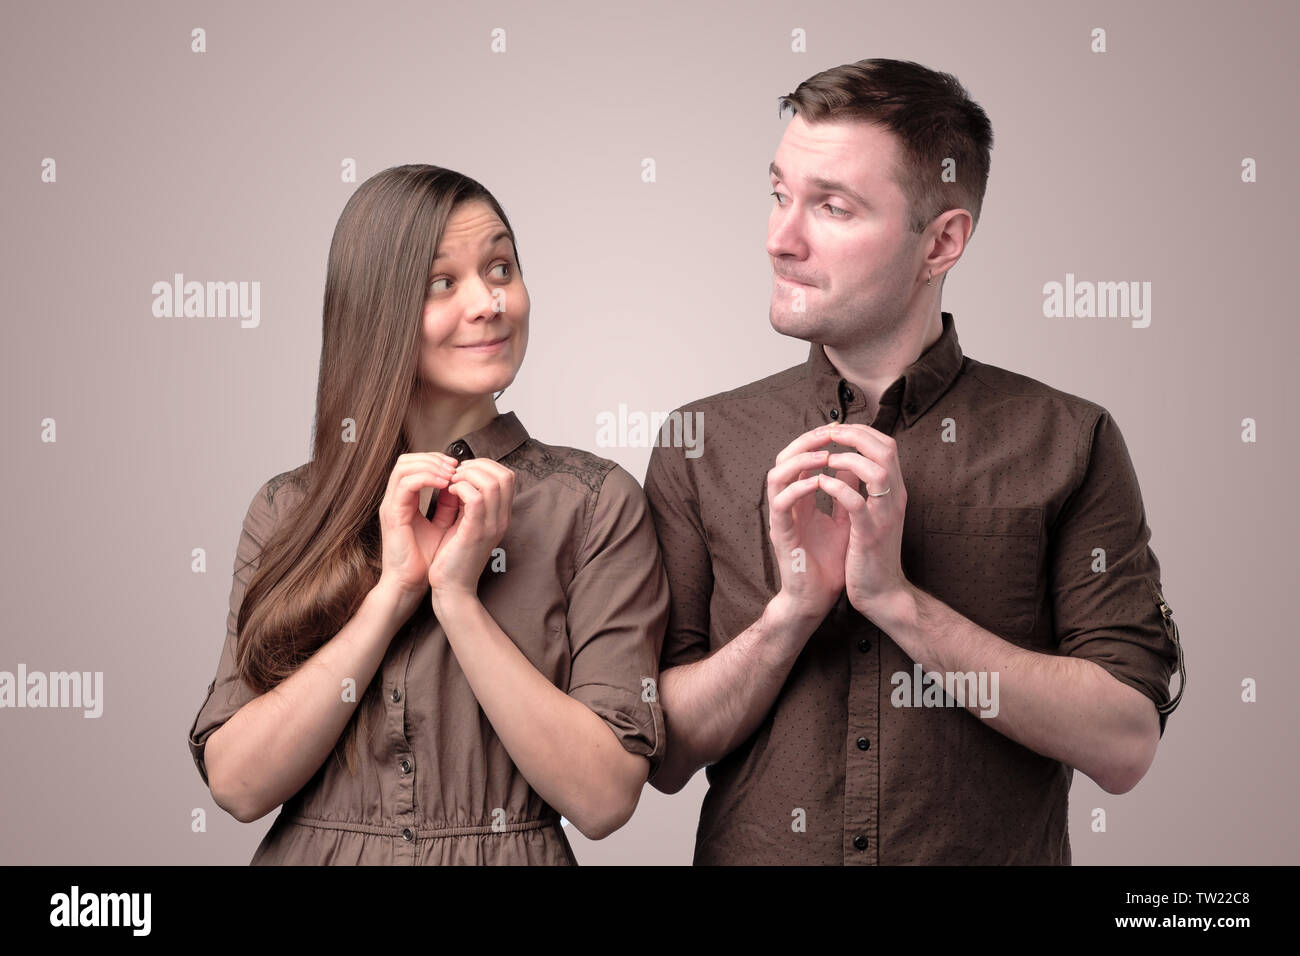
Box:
467 276 504 318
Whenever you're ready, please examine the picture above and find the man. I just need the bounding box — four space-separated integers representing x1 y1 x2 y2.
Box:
643 58 1185 865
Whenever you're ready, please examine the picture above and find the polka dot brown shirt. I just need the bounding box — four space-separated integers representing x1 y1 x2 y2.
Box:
643 311 1184 865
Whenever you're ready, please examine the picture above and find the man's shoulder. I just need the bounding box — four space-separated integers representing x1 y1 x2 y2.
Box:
963 356 1109 422
667 357 809 417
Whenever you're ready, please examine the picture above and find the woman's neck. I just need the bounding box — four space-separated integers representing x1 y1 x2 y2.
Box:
403 394 499 456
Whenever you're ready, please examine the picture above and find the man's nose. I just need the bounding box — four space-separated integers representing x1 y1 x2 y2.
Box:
766 206 806 259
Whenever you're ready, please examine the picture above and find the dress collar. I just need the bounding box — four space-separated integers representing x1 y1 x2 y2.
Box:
445 410 530 463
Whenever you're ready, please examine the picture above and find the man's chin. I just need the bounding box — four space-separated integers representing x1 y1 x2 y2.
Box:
769 307 822 342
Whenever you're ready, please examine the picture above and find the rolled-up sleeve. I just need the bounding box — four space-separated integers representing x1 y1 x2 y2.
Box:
187 478 277 787
1050 408 1185 736
564 464 669 775
643 428 713 671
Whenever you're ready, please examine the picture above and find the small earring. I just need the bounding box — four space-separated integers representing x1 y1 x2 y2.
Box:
926 271 932 286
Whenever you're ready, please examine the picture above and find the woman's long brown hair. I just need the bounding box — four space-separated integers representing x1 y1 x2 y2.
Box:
232 165 523 776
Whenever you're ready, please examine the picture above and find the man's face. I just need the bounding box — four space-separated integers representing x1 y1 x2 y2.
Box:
417 200 529 399
767 115 923 347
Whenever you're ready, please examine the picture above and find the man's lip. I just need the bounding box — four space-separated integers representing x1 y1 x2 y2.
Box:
775 273 813 286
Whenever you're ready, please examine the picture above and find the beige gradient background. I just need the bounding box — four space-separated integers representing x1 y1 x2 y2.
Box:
2 0 1296 865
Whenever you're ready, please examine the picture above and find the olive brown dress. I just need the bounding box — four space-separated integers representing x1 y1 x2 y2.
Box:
187 412 669 864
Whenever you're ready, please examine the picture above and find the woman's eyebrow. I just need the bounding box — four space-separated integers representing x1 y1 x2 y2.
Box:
432 230 513 262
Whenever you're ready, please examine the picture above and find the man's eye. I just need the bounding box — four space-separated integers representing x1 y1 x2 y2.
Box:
825 204 848 217
770 190 785 204
492 262 511 279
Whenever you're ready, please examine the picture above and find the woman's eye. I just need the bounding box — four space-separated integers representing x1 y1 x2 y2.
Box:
427 278 450 294
492 262 511 279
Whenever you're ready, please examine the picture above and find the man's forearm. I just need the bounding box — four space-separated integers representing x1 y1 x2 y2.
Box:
869 583 1160 793
650 593 822 794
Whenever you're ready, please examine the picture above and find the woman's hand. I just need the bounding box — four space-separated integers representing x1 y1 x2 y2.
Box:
426 458 516 610
376 453 459 612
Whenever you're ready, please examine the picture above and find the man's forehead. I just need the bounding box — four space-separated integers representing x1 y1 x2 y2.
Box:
773 116 897 185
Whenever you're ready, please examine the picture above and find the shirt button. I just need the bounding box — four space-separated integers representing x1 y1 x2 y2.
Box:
402 827 414 842
829 408 840 421
856 736 870 751
400 758 412 774
857 638 871 653
391 688 401 703
853 834 868 850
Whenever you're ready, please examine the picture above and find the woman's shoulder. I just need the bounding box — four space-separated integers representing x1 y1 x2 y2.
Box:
508 438 642 502
262 461 312 512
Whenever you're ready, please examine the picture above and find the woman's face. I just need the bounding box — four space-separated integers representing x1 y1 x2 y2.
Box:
416 199 529 399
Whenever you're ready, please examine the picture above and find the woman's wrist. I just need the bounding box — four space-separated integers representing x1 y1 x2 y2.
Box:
429 586 481 622
371 575 424 618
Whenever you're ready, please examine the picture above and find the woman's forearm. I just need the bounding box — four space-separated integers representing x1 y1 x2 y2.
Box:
432 590 647 840
203 582 411 823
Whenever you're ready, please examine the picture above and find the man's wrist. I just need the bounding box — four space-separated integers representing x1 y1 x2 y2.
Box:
761 591 827 654
853 581 920 636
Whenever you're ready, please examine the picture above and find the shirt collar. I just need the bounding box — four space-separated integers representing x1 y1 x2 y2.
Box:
805 310 964 431
445 410 530 463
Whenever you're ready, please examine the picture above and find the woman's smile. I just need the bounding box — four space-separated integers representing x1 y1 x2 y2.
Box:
455 333 510 353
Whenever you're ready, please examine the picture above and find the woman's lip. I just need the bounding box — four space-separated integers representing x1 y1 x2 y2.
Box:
457 336 509 352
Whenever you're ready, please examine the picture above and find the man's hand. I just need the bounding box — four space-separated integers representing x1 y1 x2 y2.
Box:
815 423 912 619
766 424 854 624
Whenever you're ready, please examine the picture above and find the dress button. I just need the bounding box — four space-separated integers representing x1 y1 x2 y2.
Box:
402 827 414 842
449 441 470 460
857 736 870 751
391 688 401 703
857 638 871 653
839 382 855 403
853 834 868 850
400 758 412 774
829 408 840 421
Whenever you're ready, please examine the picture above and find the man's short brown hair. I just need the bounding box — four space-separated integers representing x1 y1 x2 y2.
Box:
778 58 993 237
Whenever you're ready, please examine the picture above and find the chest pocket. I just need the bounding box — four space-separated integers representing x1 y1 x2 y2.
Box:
917 505 1043 638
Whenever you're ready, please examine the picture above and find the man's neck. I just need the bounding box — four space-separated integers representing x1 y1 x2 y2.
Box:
823 310 943 419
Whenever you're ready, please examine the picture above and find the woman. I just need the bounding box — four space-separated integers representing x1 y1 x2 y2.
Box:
186 165 670 864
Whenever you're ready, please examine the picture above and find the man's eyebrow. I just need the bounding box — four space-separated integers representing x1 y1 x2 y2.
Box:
432 230 513 262
769 161 871 209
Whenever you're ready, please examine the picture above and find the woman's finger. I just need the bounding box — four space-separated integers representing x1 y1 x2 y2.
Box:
450 460 511 536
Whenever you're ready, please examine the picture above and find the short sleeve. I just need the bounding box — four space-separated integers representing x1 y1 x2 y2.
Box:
564 464 669 777
186 478 278 788
643 431 713 671
1050 408 1185 736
